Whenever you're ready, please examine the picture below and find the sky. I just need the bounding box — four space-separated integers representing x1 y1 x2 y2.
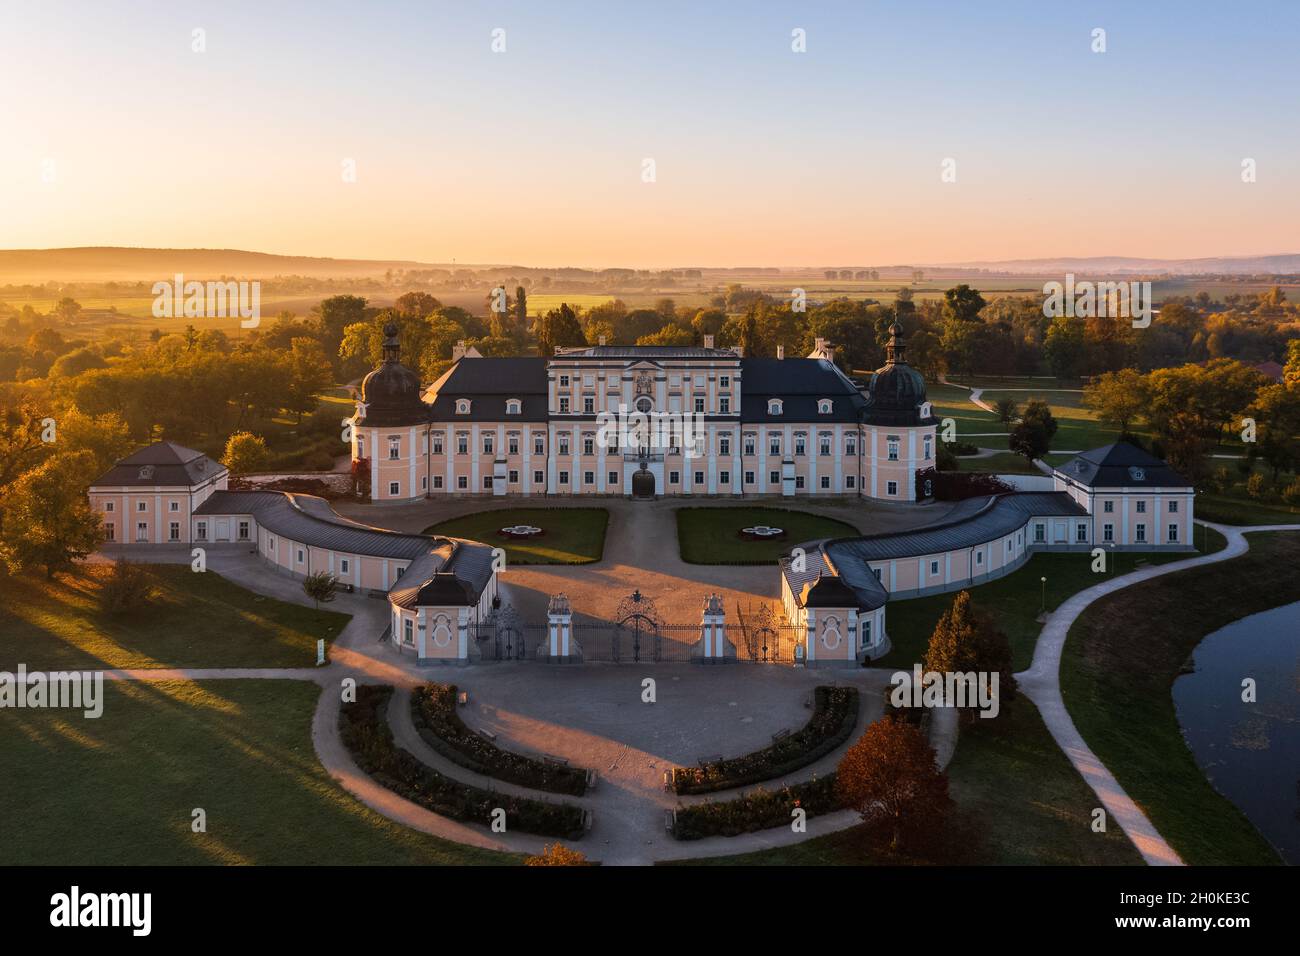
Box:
1 0 1298 268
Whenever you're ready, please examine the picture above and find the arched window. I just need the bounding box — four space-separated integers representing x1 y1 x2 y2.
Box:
456 399 472 415
817 399 832 414
768 398 783 415
506 398 521 415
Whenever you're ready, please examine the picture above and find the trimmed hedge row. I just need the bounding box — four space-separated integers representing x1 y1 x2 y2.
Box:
411 684 588 796
672 686 859 795
339 685 586 839
672 775 840 840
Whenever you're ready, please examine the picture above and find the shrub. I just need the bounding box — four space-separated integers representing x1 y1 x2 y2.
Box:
672 775 839 840
916 467 1013 501
411 684 588 796
672 686 858 795
339 685 586 838
1246 472 1267 499
524 843 589 866
99 559 157 616
1282 479 1300 507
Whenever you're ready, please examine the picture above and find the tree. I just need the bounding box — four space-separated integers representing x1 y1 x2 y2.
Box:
302 570 338 610
0 401 49 496
922 590 1017 717
1083 368 1148 436
1043 315 1088 379
1021 399 1058 439
534 304 586 356
56 407 131 476
636 324 694 346
992 396 1019 424
285 337 333 422
1247 383 1300 482
100 558 157 615
941 284 986 324
523 843 588 866
222 431 269 475
835 718 951 851
1009 399 1058 462
0 450 104 578
393 292 441 320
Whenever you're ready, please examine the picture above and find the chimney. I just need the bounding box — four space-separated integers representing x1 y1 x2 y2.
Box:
452 339 467 362
777 345 785 360
703 334 715 349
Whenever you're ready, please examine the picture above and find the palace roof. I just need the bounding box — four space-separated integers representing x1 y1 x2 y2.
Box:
91 441 225 488
1054 443 1190 489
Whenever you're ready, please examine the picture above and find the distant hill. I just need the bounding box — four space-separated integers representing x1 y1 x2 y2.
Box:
928 254 1300 276
0 247 456 283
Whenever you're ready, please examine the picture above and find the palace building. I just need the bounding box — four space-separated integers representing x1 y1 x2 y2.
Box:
351 322 939 503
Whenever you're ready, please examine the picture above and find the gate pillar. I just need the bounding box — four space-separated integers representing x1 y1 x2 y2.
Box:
547 593 573 662
697 593 734 662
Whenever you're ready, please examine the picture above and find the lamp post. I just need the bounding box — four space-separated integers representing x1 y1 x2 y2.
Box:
1040 576 1047 615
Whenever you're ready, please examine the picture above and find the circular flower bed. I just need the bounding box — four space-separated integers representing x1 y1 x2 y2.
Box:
499 525 545 539
738 525 786 541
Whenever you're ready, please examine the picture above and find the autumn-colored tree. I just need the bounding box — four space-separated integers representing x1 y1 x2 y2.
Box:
222 431 269 475
0 450 104 578
302 570 338 610
992 396 1019 424
836 718 951 851
1083 368 1149 436
923 590 1017 717
523 843 588 866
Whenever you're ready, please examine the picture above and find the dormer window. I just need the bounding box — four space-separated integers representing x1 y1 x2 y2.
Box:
768 399 783 416
817 399 833 414
919 401 932 418
138 465 155 480
1129 466 1146 482
456 399 472 415
506 399 521 415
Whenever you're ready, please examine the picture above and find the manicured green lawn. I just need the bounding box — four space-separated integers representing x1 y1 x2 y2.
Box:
675 701 1140 865
675 507 859 564
0 679 516 865
1194 491 1300 526
1061 532 1300 865
955 451 1073 474
877 527 1228 672
0 564 349 670
424 508 608 564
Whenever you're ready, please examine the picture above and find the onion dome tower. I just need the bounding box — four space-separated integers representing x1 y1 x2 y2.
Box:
356 323 429 426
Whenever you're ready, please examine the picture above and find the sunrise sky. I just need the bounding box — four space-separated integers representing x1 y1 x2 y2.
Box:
2 0 1297 267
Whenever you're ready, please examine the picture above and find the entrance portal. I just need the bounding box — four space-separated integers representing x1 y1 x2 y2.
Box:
632 467 656 499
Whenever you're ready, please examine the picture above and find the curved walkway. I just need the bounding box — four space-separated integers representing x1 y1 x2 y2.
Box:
1016 520 1300 866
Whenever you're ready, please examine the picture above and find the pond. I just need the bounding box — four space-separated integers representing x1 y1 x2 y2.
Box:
1173 601 1300 864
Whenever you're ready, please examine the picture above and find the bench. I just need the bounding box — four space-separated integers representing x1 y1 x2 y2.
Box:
664 809 676 834
771 728 792 744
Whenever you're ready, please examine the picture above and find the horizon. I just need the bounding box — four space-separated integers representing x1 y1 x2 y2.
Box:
3 1 1299 267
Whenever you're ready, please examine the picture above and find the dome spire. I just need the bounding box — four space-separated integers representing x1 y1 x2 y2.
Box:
382 322 400 364
885 319 906 365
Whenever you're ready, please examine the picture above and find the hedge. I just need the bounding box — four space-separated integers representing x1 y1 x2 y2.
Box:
411 684 588 796
672 686 858 795
672 775 840 840
339 685 586 839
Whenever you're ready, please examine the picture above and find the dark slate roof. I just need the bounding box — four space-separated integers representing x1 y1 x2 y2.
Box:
739 358 867 423
555 345 738 359
1054 443 1190 489
91 441 225 488
388 537 496 608
781 547 888 611
424 357 549 422
195 490 432 560
824 491 1088 563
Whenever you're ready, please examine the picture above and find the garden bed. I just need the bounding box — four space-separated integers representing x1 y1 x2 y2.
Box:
672 775 840 840
671 686 858 795
411 684 589 796
339 685 587 839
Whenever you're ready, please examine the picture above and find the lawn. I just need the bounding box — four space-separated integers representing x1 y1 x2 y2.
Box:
1194 491 1300 526
675 507 859 564
0 679 517 865
876 526 1228 672
674 699 1140 865
979 388 1128 452
0 564 350 670
424 508 608 564
1060 531 1300 865
955 451 1074 475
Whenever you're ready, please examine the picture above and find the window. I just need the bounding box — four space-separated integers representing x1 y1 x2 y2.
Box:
389 481 399 496
534 470 544 484
744 435 755 455
1103 523 1114 542
559 436 570 455
744 471 755 484
456 399 471 415
169 522 180 541
719 397 730 414
483 476 493 490
196 522 207 541
768 399 783 415
559 374 570 387
820 476 830 489
1168 524 1179 542
1007 539 1013 553
846 438 857 457
1076 523 1088 543
583 437 594 455
819 435 831 456
432 434 444 454
795 436 806 456
818 399 832 414
930 560 940 575
584 471 594 485
238 521 249 540
137 501 147 512
584 397 595 414
923 436 932 460
770 471 780 484
483 435 494 454
433 475 444 489
506 399 521 415
457 476 468 490
559 471 569 485
403 618 414 646
669 471 680 484
769 436 781 454
846 475 856 488
340 558 349 575
104 501 114 512
169 501 179 512
886 480 898 496
795 476 805 490
609 471 618 485
694 397 705 413
1169 500 1179 513
559 397 570 413
887 437 900 461
720 471 730 484
388 437 400 460
508 436 519 455
720 436 730 455
1103 500 1114 513
720 375 730 388
1034 524 1045 543
694 471 704 485
296 549 304 564
457 435 468 455
509 470 519 483
872 567 882 581
396 564 406 578
105 523 115 541
1135 523 1146 543
976 550 984 566
534 435 545 455
860 619 872 648
1136 500 1147 513
136 522 148 542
